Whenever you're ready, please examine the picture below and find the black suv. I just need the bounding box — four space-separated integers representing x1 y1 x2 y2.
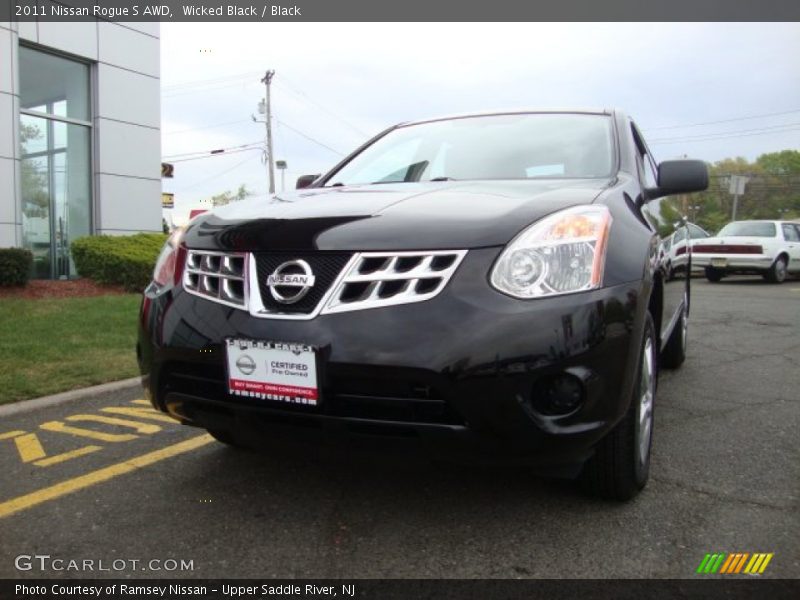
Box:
139 110 708 500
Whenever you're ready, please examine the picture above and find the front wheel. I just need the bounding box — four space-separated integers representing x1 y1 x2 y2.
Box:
764 256 787 283
206 428 245 448
661 294 688 369
579 313 657 500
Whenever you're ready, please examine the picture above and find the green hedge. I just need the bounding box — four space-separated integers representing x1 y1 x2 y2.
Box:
71 233 169 291
0 248 33 287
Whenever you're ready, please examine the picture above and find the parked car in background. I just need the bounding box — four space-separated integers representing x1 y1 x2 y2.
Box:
693 220 800 283
139 109 708 500
664 222 710 280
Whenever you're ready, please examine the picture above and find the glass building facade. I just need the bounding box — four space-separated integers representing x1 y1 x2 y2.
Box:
19 47 92 279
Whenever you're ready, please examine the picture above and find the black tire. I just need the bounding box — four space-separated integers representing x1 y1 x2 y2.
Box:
661 294 687 369
580 313 657 501
764 256 788 284
705 267 723 282
206 428 243 448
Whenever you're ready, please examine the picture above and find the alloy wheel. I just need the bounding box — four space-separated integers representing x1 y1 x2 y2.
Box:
638 337 656 466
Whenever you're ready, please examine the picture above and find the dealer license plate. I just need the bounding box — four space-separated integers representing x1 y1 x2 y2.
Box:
711 258 727 268
225 339 319 405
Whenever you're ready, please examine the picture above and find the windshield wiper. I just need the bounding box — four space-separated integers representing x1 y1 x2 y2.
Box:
429 177 457 182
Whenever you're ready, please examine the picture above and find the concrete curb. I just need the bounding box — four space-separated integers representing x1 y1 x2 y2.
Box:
0 377 142 417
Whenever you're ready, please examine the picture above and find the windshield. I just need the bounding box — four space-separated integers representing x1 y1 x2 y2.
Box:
325 113 615 186
717 222 777 237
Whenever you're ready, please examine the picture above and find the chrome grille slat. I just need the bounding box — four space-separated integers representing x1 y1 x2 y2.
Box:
183 250 248 309
323 250 467 314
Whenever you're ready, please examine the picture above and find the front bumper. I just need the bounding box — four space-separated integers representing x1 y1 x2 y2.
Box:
138 248 645 470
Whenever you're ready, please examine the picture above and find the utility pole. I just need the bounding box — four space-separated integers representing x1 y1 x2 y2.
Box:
728 175 748 221
261 70 276 195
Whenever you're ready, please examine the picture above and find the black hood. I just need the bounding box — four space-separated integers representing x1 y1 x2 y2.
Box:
182 179 612 252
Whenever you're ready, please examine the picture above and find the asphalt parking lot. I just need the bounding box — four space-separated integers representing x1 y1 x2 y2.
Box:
0 277 797 579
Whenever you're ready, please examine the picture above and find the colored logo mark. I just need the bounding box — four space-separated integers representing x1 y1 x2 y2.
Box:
696 553 774 575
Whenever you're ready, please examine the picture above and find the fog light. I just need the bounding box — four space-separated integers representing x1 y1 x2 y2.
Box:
532 374 585 415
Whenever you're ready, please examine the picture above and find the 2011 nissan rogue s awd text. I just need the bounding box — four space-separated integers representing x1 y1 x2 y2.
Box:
138 110 709 500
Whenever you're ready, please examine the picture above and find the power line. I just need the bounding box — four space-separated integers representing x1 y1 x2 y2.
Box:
161 71 261 92
169 147 263 163
274 117 346 156
163 81 259 99
163 140 264 161
274 77 368 137
645 108 800 131
163 114 347 163
650 122 800 142
162 119 251 136
649 126 800 145
173 154 261 193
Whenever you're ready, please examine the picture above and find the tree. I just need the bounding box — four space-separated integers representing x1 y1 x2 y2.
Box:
20 122 50 218
756 150 800 176
681 150 800 233
209 184 253 207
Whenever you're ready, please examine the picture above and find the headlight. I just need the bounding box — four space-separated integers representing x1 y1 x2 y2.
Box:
490 205 611 298
153 227 186 288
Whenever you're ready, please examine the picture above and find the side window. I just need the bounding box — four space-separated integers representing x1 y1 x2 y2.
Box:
687 224 709 239
631 124 659 189
782 223 800 242
641 153 658 189
630 123 664 233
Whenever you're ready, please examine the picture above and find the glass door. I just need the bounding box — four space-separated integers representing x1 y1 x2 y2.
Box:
19 47 92 279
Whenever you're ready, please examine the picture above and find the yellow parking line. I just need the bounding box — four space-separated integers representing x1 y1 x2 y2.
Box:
33 446 102 467
0 434 213 519
15 433 46 463
40 421 138 443
101 406 177 423
67 414 162 435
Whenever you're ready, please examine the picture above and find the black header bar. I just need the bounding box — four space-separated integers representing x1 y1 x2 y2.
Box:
3 0 800 22
2 579 800 600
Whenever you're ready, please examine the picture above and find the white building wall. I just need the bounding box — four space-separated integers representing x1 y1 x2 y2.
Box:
0 22 20 247
0 16 161 250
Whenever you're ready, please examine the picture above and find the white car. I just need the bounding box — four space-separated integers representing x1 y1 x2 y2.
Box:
663 222 710 280
693 220 800 283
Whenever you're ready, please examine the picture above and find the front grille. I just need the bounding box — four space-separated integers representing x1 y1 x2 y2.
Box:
328 375 462 425
254 252 353 314
183 250 247 308
181 249 467 317
324 250 467 314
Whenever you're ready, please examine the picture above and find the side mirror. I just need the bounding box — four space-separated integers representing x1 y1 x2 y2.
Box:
296 174 321 189
646 160 709 199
